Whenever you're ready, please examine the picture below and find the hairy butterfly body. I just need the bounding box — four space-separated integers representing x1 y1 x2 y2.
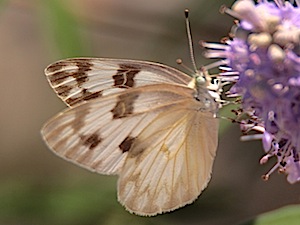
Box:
41 57 220 216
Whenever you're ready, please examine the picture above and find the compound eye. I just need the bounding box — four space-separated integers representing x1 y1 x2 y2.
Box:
196 76 206 85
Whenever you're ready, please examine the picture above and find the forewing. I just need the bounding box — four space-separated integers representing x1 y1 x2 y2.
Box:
117 102 218 216
41 84 196 175
45 58 192 107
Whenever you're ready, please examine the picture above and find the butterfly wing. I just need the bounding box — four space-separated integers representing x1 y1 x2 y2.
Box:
42 84 198 174
41 83 218 215
118 99 218 215
45 58 192 107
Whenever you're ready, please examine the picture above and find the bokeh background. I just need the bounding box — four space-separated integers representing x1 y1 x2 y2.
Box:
1 0 300 224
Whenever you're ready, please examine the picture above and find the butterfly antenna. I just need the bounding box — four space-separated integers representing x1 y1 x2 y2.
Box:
185 9 198 74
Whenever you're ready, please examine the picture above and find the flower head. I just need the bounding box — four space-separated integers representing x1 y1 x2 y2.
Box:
203 0 300 183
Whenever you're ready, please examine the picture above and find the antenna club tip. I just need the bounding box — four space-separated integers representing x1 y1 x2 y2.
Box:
176 58 183 64
261 174 270 181
184 9 189 18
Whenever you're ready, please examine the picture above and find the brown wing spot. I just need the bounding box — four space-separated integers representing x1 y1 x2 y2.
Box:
111 92 140 119
70 61 93 87
46 61 67 73
112 64 141 88
65 89 103 106
55 84 73 97
66 97 78 106
47 60 93 86
82 89 103 101
81 134 102 150
124 70 137 87
119 136 135 153
112 74 125 86
48 71 72 85
72 106 90 132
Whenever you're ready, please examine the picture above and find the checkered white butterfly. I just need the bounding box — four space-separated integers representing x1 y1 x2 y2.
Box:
41 57 221 216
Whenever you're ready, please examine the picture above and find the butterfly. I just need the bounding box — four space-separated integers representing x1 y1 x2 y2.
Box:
41 57 221 216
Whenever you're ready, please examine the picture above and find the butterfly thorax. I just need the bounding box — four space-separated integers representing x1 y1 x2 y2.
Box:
188 74 220 116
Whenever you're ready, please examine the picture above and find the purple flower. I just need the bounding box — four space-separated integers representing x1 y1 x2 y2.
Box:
203 0 300 183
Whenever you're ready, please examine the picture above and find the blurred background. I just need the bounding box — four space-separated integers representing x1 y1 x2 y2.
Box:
0 0 300 224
